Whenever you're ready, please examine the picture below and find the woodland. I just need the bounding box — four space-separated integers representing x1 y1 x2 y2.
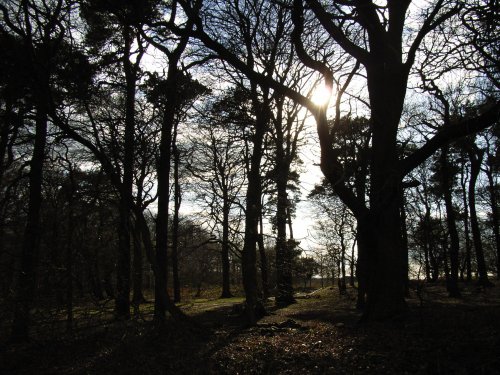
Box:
0 0 499 374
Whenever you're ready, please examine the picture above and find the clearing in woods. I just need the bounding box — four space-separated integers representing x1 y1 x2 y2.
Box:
1 283 499 374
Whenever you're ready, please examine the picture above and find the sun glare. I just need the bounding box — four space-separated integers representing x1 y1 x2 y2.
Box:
311 85 332 106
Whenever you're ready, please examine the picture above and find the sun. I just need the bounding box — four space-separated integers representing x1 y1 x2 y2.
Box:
311 85 332 106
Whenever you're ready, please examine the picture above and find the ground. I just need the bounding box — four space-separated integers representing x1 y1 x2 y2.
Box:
1 282 500 374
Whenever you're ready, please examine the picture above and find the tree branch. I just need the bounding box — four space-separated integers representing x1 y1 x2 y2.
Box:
399 101 500 176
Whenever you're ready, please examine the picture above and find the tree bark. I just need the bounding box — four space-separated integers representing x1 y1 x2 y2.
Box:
355 217 370 310
360 59 408 320
172 124 182 303
11 107 48 342
273 100 295 306
400 190 410 296
275 168 295 306
241 88 269 324
65 166 76 332
467 144 493 287
484 150 500 280
422 201 432 282
439 148 461 297
459 160 473 281
152 63 189 325
132 221 145 307
154 75 175 324
220 198 233 298
115 25 139 320
257 213 269 299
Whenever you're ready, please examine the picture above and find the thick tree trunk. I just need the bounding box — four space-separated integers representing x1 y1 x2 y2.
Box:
115 25 138 320
468 146 493 287
242 181 261 324
154 91 174 324
11 107 47 342
363 200 407 320
241 92 268 324
361 62 408 320
355 218 370 310
172 126 181 303
440 148 461 297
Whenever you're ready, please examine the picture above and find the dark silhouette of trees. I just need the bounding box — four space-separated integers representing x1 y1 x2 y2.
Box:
80 0 150 320
482 127 500 279
1 1 499 348
188 89 249 299
0 0 79 342
176 0 500 320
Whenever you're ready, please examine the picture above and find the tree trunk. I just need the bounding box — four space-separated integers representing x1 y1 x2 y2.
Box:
355 218 370 310
275 169 295 306
460 161 473 281
115 25 138 320
153 62 188 325
442 237 450 283
361 62 408 320
257 213 269 299
65 167 76 332
468 145 493 287
220 199 233 298
11 107 48 342
339 228 347 295
132 221 145 307
484 155 500 280
400 190 410 296
241 90 269 324
0 98 13 190
422 203 432 282
273 99 295 306
154 85 174 325
350 238 356 287
172 125 181 303
440 148 461 297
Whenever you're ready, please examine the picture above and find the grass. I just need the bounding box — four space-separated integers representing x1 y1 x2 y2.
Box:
1 282 499 374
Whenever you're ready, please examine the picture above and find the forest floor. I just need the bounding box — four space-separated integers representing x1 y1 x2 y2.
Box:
1 281 500 374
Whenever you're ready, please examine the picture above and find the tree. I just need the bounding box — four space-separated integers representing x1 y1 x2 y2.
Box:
269 94 306 306
465 136 493 286
144 3 206 323
294 256 319 289
80 0 154 320
435 146 462 297
175 0 500 320
0 0 75 342
188 89 248 299
481 126 500 279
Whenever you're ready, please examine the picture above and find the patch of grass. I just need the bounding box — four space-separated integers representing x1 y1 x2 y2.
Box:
1 282 499 374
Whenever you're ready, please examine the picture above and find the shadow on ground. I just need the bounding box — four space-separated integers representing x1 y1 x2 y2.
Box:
1 283 500 374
